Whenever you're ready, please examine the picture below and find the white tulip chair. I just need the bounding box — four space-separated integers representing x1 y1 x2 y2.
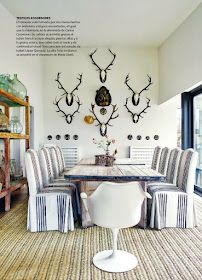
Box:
80 181 151 272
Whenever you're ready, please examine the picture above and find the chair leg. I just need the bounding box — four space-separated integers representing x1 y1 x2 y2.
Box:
93 228 138 272
111 228 118 257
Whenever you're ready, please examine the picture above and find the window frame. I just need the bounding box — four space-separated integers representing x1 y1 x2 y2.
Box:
181 84 202 195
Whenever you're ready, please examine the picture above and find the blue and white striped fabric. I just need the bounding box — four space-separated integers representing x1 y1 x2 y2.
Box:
158 147 170 175
25 149 75 233
149 149 198 229
148 148 182 193
151 146 161 170
27 193 74 232
39 147 80 219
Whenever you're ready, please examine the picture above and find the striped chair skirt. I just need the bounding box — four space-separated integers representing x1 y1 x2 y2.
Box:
149 188 196 229
27 192 74 233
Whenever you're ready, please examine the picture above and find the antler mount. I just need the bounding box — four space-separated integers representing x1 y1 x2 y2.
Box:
89 49 116 83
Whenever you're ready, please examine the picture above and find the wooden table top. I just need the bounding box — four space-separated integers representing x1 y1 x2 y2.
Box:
78 157 145 166
64 158 165 182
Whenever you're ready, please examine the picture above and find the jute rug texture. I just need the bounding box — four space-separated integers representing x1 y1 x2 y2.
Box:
0 200 202 280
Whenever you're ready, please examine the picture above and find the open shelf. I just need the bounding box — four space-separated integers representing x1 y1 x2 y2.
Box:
0 132 29 139
0 178 27 199
0 88 29 107
0 88 30 211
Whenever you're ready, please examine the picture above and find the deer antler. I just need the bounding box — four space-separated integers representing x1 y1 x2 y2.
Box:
124 98 151 123
90 104 102 127
55 73 82 106
105 104 119 127
53 96 67 118
125 74 136 95
69 74 83 95
70 96 82 120
90 104 119 136
55 72 68 95
104 49 116 71
89 49 102 71
53 95 82 124
138 75 152 95
124 74 152 106
89 49 116 83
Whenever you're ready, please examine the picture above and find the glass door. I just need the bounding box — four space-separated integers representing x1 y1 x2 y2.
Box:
194 94 202 192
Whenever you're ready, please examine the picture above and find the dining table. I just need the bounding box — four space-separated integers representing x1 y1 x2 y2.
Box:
64 157 165 228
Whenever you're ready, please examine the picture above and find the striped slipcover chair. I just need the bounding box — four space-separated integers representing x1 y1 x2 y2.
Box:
25 149 74 232
148 148 182 191
39 147 67 185
43 144 67 175
39 147 79 219
150 148 198 229
151 146 162 170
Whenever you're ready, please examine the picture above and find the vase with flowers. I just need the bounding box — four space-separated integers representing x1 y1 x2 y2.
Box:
93 136 117 166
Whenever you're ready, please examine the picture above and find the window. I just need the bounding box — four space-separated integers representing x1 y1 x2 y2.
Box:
181 85 202 194
193 94 202 192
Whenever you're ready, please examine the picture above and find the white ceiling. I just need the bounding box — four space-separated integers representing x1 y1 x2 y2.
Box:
0 0 201 47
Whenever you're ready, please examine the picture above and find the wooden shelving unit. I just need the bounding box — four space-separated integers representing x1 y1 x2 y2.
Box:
0 89 30 211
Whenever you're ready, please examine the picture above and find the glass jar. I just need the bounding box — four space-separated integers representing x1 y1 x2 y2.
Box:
10 116 23 134
0 74 12 92
11 74 27 100
0 109 10 132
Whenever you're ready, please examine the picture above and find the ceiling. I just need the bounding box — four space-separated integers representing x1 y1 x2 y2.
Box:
0 0 201 47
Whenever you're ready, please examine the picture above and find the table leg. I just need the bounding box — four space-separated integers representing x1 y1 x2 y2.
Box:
80 181 100 228
138 181 148 229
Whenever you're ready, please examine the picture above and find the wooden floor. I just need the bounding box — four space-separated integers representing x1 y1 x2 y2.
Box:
0 185 28 219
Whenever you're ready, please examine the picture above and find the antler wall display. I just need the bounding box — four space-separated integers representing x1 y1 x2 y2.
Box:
89 103 119 136
53 72 82 124
125 74 152 106
89 49 116 83
124 97 151 123
124 74 153 123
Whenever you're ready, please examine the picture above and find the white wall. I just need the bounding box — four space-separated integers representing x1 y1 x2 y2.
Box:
159 3 202 104
0 3 181 159
0 3 45 149
43 47 179 158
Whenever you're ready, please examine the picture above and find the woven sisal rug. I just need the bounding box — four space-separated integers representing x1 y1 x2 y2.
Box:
0 200 202 280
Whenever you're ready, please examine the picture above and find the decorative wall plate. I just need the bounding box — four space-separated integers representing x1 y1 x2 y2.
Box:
47 135 52 140
64 134 70 140
100 107 107 115
73 135 79 140
137 135 142 140
154 135 159 140
127 135 133 140
56 135 61 140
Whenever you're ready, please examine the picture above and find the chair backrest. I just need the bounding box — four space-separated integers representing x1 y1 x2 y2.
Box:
44 144 63 174
166 148 182 184
61 147 79 170
176 148 198 193
48 146 61 178
87 181 148 229
129 146 154 167
158 147 170 175
151 146 161 170
43 144 79 172
25 149 43 195
38 147 55 186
